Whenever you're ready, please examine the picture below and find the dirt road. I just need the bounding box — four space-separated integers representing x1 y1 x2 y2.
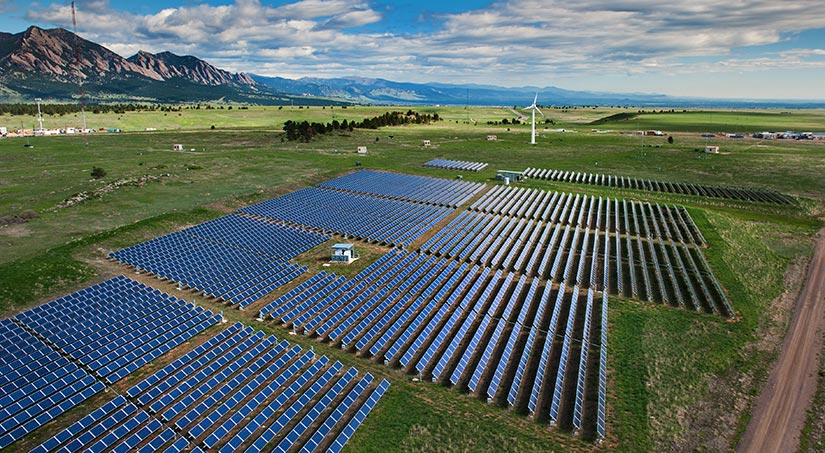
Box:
738 227 825 453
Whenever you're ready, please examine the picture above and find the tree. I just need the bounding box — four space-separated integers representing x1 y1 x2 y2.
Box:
91 166 106 179
667 136 674 144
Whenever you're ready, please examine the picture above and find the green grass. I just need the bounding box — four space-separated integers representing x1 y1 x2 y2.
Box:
799 337 825 453
1 106 824 452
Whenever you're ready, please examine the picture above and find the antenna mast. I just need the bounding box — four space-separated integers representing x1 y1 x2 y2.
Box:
71 1 88 146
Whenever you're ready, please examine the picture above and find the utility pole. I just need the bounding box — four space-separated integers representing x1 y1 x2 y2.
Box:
35 98 44 135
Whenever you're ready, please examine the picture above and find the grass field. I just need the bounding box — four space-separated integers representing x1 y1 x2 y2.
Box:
1 106 823 452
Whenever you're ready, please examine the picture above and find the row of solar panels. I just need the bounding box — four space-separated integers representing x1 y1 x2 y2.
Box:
15 276 221 383
110 232 308 309
260 249 607 438
421 203 733 316
240 187 452 248
470 187 706 246
523 167 794 204
30 322 389 453
0 277 220 449
317 169 484 207
183 213 330 260
3 278 388 451
0 320 105 449
423 159 489 172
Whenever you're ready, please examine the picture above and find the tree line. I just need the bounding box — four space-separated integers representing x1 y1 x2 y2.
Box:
0 103 187 116
283 110 441 142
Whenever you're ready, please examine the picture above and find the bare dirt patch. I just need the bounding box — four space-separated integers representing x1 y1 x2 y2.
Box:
0 224 32 238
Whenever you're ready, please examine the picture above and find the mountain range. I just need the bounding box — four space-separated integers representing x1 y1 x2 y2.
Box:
2 26 823 108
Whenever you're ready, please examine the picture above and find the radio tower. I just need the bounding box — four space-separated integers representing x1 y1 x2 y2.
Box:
71 1 88 146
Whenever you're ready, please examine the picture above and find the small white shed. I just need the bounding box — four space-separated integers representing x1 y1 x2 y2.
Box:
331 243 359 264
173 144 184 152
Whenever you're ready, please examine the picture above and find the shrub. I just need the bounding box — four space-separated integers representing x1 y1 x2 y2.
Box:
90 166 106 179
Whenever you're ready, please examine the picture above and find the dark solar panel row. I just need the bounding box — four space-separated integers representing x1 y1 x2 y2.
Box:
183 213 330 260
317 169 485 207
240 187 452 247
471 187 705 245
15 276 220 384
2 277 219 449
264 249 607 436
523 167 794 204
0 320 105 449
33 322 388 452
420 207 733 317
110 232 307 309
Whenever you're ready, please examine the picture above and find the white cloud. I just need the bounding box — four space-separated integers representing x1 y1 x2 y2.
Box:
21 0 825 96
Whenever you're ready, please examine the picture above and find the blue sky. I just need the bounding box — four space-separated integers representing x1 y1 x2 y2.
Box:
5 0 825 99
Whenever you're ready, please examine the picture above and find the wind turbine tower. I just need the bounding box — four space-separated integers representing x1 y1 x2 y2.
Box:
524 93 543 145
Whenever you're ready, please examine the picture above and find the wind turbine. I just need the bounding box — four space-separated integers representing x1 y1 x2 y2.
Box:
523 93 543 145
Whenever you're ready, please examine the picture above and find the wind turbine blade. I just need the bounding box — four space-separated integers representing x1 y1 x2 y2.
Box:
535 106 544 116
533 93 538 105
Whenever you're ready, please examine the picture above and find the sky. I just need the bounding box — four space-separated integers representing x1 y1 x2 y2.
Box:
4 0 825 99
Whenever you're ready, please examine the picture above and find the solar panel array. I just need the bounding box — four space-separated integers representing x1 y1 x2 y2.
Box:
422 188 733 317
16 276 222 384
523 167 794 204
424 159 489 172
110 215 321 309
239 187 452 247
263 249 607 437
0 320 104 448
316 170 484 207
31 322 389 453
6 169 734 446
470 186 705 246
1 276 220 449
184 214 331 260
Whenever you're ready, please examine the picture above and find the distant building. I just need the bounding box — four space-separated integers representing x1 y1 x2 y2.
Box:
704 145 720 154
486 135 497 141
645 130 664 136
331 243 359 264
0 127 6 136
173 144 184 151
356 146 368 154
422 139 431 147
496 170 524 184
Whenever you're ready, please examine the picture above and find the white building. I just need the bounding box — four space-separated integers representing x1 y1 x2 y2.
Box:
422 139 431 147
486 135 497 141
356 146 368 154
331 243 359 264
173 144 184 151
0 127 7 136
704 145 720 154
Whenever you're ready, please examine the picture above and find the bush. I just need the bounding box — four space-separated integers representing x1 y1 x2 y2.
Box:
90 166 106 179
